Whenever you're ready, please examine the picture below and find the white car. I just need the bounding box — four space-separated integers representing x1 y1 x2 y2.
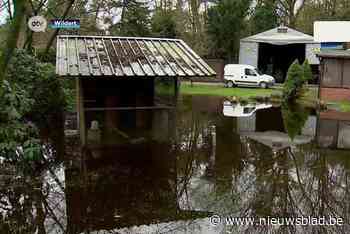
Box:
224 64 275 89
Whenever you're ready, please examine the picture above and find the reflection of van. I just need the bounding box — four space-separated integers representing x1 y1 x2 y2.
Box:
224 64 275 89
223 101 272 117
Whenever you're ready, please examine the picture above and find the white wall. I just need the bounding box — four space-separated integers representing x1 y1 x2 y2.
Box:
239 42 259 67
306 43 320 65
240 41 320 66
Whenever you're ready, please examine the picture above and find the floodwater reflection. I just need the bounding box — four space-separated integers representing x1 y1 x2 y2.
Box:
0 95 350 233
223 101 272 117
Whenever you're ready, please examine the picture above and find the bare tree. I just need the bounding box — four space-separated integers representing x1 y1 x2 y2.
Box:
277 0 306 27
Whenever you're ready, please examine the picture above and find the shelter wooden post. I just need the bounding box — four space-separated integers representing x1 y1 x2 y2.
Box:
174 78 179 105
77 79 86 145
136 78 154 129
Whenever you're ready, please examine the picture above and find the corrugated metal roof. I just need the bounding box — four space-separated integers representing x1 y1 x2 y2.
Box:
56 35 216 77
241 26 316 45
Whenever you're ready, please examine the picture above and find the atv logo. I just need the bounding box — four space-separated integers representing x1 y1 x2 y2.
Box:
28 16 47 32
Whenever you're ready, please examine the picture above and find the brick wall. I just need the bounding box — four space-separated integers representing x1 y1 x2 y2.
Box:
320 88 350 101
320 110 350 121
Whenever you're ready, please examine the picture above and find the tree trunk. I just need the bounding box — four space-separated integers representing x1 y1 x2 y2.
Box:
0 0 26 81
6 0 13 20
44 0 75 54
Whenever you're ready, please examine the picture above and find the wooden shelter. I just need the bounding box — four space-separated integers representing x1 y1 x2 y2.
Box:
317 50 350 102
56 35 216 145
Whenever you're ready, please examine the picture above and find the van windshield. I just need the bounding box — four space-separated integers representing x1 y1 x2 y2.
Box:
255 69 263 75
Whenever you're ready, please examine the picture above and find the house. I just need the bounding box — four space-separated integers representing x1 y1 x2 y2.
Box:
316 50 350 149
55 35 216 145
317 50 350 102
239 26 320 83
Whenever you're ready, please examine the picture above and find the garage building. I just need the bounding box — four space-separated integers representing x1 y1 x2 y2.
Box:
239 26 320 83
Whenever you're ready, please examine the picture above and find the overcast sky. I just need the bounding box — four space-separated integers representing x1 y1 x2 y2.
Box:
0 13 6 25
0 1 10 25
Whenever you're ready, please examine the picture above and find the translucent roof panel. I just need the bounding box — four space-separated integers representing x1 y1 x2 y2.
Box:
56 35 216 78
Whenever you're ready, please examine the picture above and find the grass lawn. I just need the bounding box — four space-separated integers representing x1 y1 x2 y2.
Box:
179 83 336 110
338 101 350 112
180 83 280 98
327 100 350 112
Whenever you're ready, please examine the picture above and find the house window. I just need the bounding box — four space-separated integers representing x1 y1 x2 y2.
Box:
243 107 255 114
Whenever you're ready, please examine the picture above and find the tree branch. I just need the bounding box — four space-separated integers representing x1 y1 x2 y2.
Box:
0 0 26 81
44 0 75 54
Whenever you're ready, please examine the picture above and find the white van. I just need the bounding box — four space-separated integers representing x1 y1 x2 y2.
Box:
224 64 275 89
223 101 272 117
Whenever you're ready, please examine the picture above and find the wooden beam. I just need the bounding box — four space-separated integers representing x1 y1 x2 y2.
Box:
77 79 86 145
84 106 174 112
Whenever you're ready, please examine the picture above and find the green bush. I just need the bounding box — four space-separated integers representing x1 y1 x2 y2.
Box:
0 80 41 162
283 59 312 102
36 48 56 64
302 59 313 83
282 102 309 140
151 9 177 38
5 50 67 129
0 50 68 161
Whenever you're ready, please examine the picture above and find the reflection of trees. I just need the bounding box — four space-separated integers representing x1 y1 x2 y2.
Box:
175 96 249 214
238 142 349 233
288 147 350 233
0 140 67 234
0 169 67 234
281 102 309 140
175 96 215 210
226 138 350 233
1 95 350 233
175 96 349 233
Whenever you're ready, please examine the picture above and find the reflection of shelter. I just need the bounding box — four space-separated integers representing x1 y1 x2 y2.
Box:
317 51 350 102
228 106 283 133
241 131 313 151
225 105 317 151
231 105 317 138
65 143 210 233
55 35 215 145
239 26 320 83
317 110 350 149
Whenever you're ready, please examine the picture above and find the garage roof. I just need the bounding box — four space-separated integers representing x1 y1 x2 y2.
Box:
241 26 315 45
56 35 216 77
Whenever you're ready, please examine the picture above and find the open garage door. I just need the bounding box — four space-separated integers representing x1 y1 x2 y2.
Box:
258 43 305 83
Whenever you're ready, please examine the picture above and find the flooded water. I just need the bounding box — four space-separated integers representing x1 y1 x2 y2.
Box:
1 95 350 233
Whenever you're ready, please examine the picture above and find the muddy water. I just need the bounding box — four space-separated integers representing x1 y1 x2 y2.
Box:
1 95 350 233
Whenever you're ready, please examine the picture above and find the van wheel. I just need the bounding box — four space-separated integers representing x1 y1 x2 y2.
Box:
260 82 267 89
227 81 235 88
